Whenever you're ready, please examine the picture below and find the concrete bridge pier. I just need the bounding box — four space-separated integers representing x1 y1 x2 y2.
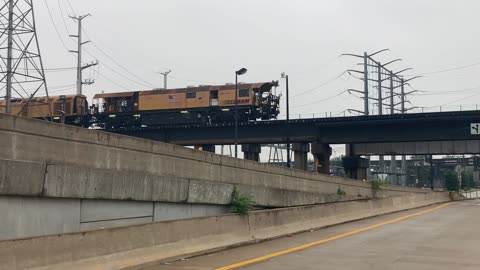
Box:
293 142 310 171
474 156 480 188
194 145 216 153
311 143 331 174
343 156 369 180
344 144 369 180
242 144 261 161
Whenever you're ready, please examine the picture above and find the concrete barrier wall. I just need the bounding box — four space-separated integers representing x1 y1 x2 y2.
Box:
0 195 230 241
0 192 450 270
0 113 430 205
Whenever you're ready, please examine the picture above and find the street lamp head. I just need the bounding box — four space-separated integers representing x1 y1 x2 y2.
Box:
281 72 286 79
236 68 247 76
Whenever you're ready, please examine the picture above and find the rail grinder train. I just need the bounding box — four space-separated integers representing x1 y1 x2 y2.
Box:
0 94 89 125
0 81 281 130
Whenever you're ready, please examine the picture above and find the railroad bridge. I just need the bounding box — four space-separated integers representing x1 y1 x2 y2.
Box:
120 110 480 179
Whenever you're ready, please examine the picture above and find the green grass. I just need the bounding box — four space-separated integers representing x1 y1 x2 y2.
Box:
370 179 388 198
230 186 255 215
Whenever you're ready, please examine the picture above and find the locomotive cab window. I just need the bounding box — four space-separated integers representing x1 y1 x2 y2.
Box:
186 92 196 98
239 89 249 97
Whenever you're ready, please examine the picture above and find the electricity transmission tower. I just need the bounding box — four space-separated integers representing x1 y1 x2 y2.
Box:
69 14 97 95
0 0 51 115
342 49 421 186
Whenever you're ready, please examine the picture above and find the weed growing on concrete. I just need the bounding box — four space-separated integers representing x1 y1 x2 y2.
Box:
336 186 346 196
370 179 388 198
230 186 255 215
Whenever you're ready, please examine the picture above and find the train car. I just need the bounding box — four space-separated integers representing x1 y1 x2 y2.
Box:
92 81 280 130
0 94 89 125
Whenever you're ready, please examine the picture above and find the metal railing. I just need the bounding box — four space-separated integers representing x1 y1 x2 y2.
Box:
283 103 480 120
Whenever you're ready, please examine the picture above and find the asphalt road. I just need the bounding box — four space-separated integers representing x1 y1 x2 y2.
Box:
140 200 480 270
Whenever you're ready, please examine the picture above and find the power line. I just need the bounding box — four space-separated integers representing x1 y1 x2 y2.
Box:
82 30 155 88
59 1 221 89
291 90 346 108
16 67 76 71
83 48 152 88
438 92 480 107
406 61 480 76
96 70 131 91
63 1 153 89
169 75 223 85
57 0 73 42
291 70 347 98
65 0 76 16
43 0 75 58
417 86 480 96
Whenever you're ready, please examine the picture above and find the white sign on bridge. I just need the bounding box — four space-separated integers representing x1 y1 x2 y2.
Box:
471 123 480 135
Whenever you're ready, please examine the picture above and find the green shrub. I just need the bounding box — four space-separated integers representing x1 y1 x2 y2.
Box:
337 186 346 196
445 171 459 191
370 179 388 198
230 186 255 215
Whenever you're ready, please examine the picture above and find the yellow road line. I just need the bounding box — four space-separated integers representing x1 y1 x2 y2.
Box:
215 202 453 270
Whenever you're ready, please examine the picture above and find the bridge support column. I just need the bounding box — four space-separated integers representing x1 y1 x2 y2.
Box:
311 143 331 174
390 155 397 185
343 156 369 180
474 156 480 188
242 144 261 161
293 142 310 171
400 155 407 186
194 145 216 153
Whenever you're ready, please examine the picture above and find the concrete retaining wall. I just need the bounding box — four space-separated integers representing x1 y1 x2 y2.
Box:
0 113 431 205
0 192 450 270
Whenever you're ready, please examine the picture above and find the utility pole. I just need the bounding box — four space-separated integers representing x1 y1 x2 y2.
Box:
389 71 396 184
343 49 390 115
158 70 172 89
69 14 97 95
400 78 405 113
377 62 385 175
389 71 395 114
377 62 383 115
400 78 407 185
363 52 369 115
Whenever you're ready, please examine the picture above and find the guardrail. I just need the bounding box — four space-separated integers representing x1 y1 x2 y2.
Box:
461 190 480 199
284 103 480 120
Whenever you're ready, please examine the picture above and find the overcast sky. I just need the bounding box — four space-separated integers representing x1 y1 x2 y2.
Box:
30 0 480 119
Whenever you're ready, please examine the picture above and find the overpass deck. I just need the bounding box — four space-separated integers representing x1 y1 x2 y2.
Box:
121 110 480 145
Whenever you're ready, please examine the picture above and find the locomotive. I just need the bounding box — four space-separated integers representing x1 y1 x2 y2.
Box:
0 94 89 126
0 81 281 130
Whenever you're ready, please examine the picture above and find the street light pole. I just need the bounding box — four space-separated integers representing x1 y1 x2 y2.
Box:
235 73 238 158
281 72 291 167
234 68 247 158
